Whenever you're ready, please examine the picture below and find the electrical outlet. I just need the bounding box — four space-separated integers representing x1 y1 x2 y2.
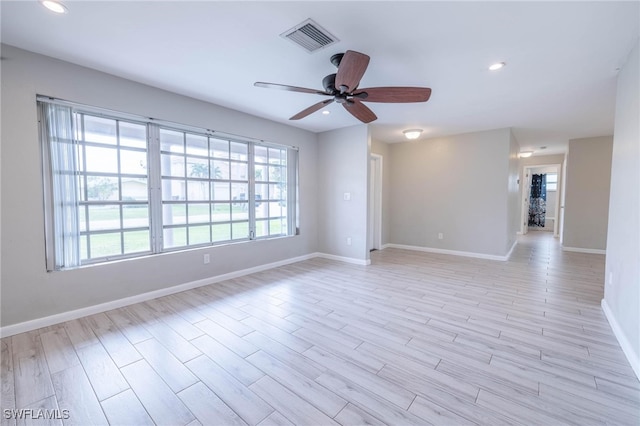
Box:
438 233 444 240
346 237 352 246
203 254 210 264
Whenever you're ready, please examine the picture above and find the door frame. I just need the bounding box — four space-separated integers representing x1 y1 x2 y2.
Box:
522 170 533 235
368 154 383 251
521 163 562 237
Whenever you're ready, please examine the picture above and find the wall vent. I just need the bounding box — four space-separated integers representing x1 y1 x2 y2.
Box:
281 19 339 53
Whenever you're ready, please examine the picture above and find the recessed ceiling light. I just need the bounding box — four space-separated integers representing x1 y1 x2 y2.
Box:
322 110 330 115
489 62 505 71
403 129 423 140
41 0 68 14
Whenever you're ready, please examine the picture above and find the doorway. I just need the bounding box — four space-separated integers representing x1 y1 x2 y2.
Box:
368 154 382 251
521 164 561 237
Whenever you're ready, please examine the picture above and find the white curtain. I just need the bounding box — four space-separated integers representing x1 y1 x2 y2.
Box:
42 102 81 269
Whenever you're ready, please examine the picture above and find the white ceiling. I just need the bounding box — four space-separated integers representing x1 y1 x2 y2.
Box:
2 1 639 154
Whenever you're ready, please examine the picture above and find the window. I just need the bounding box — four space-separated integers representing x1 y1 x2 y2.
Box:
254 145 289 238
76 113 151 261
546 173 558 191
159 129 252 248
39 98 298 270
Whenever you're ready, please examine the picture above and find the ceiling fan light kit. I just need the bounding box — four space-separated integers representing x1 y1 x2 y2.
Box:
255 50 432 124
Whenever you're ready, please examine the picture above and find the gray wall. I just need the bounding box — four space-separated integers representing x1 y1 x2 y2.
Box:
0 45 319 327
507 130 521 251
604 39 639 376
388 128 516 257
563 136 613 250
371 138 391 246
317 125 370 262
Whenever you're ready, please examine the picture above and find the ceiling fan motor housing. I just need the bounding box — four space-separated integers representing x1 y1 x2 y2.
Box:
322 73 337 93
330 53 344 68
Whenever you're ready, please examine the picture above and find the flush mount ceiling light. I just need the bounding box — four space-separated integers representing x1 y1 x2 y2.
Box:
41 0 68 13
489 62 506 71
322 110 330 115
403 129 423 140
519 151 534 158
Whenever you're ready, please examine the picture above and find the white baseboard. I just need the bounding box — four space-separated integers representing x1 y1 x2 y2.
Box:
563 246 606 255
505 240 518 259
385 243 515 261
315 252 371 266
601 298 640 380
0 253 317 338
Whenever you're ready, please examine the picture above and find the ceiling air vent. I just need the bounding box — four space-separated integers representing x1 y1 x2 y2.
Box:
281 19 339 53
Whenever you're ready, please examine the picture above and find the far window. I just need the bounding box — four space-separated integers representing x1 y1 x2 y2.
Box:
547 173 558 191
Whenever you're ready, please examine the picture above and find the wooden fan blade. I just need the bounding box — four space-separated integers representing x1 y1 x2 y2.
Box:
355 87 432 103
254 82 330 96
290 99 334 120
335 50 370 93
342 100 377 123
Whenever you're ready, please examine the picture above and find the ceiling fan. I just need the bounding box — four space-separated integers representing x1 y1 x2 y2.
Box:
254 50 432 124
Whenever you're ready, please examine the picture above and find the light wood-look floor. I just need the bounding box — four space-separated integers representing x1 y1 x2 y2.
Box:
2 233 639 425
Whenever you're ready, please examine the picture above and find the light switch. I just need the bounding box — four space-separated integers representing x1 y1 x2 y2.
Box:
343 192 351 201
